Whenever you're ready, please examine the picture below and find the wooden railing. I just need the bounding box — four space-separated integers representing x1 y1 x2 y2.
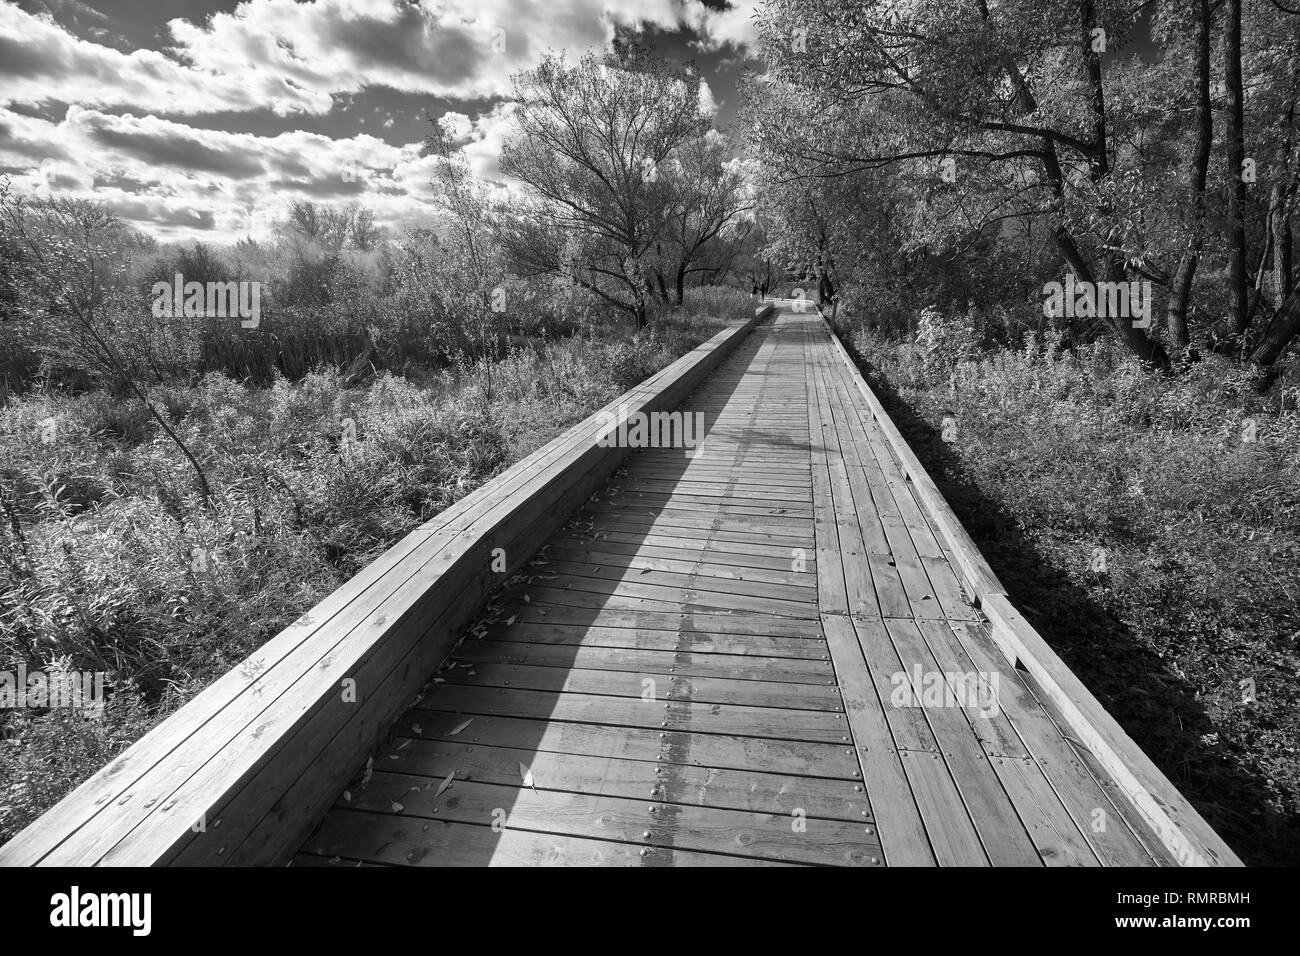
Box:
0 308 766 867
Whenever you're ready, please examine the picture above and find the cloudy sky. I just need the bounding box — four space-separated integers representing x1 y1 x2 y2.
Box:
0 0 761 243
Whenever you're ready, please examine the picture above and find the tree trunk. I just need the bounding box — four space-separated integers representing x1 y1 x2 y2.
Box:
1226 0 1250 334
655 271 669 302
1249 286 1300 366
675 263 686 306
1166 0 1213 348
1271 182 1294 303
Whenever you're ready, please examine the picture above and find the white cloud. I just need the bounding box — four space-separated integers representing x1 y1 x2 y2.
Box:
0 1 762 241
0 4 289 114
0 105 441 241
1 0 753 116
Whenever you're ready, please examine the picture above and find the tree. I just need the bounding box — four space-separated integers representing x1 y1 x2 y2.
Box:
0 182 213 505
422 151 511 406
657 134 752 304
499 50 711 326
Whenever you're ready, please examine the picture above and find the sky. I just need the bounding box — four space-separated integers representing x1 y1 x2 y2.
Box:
0 0 763 243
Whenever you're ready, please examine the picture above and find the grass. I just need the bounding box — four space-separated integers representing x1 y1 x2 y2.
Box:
0 289 743 842
834 312 1300 866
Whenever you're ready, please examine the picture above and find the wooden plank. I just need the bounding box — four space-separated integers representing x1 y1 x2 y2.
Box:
884 619 1041 866
439 662 844 712
480 621 829 659
821 616 935 865
397 712 861 779
456 640 834 683
332 773 882 866
413 685 849 744
545 536 815 572
804 320 849 616
537 557 816 599
304 810 797 866
502 604 825 638
913 620 1029 759
988 756 1102 867
596 489 814 518
851 617 988 865
812 347 882 620
581 501 812 533
365 738 869 821
565 516 813 552
502 579 818 620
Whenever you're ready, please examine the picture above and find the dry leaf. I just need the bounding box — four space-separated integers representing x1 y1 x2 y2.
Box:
519 762 535 790
435 770 455 797
447 717 473 736
360 756 373 789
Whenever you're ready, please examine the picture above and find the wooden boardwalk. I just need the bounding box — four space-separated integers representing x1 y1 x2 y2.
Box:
295 306 1181 867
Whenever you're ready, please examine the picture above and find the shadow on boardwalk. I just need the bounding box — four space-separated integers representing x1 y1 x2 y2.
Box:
835 333 1295 867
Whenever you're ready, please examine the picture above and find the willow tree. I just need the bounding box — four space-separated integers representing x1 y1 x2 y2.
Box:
499 50 711 326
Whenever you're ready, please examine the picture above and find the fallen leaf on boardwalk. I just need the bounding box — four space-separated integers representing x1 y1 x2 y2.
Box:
395 738 411 751
391 802 404 812
505 616 516 626
342 790 351 802
447 717 473 736
412 723 423 735
519 763 535 789
361 756 373 789
436 771 456 797
523 594 531 602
